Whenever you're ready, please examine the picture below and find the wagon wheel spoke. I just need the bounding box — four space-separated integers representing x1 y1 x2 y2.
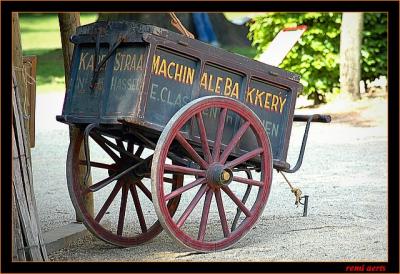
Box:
231 169 253 231
215 188 229 237
219 121 250 164
212 108 227 162
232 176 263 187
116 140 125 158
163 177 176 184
90 132 121 163
117 182 129 236
222 186 252 217
136 180 152 201
135 145 145 157
175 132 208 169
127 141 134 153
198 188 213 241
95 179 124 222
164 164 206 177
165 178 206 201
225 148 263 169
91 131 140 162
176 184 208 228
79 160 117 171
129 184 147 233
196 113 212 163
86 167 127 193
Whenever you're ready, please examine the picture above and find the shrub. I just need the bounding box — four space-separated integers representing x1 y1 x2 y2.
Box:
248 12 387 104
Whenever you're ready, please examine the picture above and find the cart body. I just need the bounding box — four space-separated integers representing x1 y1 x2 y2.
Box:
58 21 302 171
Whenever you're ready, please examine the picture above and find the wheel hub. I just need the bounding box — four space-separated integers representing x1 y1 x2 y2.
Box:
206 163 233 187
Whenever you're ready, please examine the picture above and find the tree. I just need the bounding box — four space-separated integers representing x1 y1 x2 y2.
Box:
58 13 93 221
340 12 363 100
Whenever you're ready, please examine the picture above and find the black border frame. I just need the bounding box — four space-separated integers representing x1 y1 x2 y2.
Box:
2 1 399 273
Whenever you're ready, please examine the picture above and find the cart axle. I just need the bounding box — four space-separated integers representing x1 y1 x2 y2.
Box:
205 163 233 187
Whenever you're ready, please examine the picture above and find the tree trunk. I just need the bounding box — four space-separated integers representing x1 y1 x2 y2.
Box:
58 13 93 222
340 12 363 100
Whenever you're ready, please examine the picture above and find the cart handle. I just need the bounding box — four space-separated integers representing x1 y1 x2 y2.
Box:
283 114 331 173
293 114 331 123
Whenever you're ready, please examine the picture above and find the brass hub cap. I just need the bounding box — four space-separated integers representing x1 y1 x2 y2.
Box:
206 163 233 187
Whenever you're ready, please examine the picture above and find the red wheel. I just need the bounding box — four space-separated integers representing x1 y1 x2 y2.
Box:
151 96 273 252
67 127 182 247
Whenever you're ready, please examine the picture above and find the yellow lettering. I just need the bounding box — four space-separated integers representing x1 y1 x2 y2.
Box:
224 77 232 96
87 55 94 71
167 62 175 79
208 74 214 92
200 72 208 90
271 95 279 112
137 54 143 70
158 59 167 77
124 54 131 71
215 77 223 94
264 93 272 110
174 63 183 82
231 83 239 99
182 66 187 83
255 90 265 108
246 88 255 104
129 54 137 71
119 54 126 71
152 55 160 74
79 52 89 70
279 96 287 113
186 67 194 85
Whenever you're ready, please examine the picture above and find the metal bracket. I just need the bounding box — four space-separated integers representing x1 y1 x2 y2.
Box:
83 123 99 186
299 195 309 217
280 171 309 217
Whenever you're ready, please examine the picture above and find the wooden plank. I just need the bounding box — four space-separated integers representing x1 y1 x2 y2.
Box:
12 130 42 260
22 56 37 148
12 70 48 261
12 188 26 261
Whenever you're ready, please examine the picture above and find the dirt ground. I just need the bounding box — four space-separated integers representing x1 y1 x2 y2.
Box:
32 92 388 263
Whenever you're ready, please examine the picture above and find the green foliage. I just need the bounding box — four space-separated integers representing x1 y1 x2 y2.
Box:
19 13 98 92
361 13 387 79
248 12 387 104
248 12 341 104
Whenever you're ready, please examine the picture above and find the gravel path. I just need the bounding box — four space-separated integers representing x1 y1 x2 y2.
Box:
31 92 388 262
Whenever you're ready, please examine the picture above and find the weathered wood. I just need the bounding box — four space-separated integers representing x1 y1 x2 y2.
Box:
12 70 48 261
12 13 31 144
12 189 26 261
22 56 37 148
58 13 94 221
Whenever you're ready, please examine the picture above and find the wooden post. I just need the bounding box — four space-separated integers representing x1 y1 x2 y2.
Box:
12 13 31 147
58 13 93 222
340 12 363 100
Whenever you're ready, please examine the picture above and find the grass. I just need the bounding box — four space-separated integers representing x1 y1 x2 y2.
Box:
20 13 98 92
